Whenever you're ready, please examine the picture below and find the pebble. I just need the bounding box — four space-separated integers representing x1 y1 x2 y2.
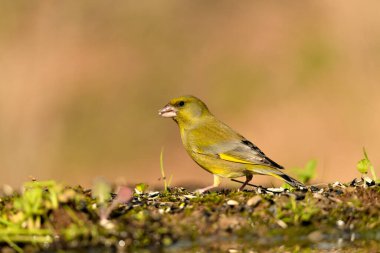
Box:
246 196 261 207
100 219 115 230
227 199 239 206
277 219 287 229
332 181 346 188
184 194 196 199
336 220 345 228
308 230 323 242
266 187 285 193
313 193 323 199
148 191 160 198
118 240 126 247
363 176 375 186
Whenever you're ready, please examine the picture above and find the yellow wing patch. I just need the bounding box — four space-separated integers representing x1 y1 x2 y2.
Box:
218 153 253 164
266 172 284 181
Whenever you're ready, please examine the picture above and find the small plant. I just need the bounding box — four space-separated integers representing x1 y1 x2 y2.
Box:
92 179 132 223
357 148 378 182
278 195 320 226
0 181 61 252
135 183 149 194
92 179 112 205
282 160 317 189
160 148 173 192
293 160 317 184
12 181 61 229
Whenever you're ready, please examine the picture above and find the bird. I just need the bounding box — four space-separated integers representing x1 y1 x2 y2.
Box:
158 95 305 193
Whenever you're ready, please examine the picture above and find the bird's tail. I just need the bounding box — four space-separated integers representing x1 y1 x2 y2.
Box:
253 167 305 188
271 172 305 188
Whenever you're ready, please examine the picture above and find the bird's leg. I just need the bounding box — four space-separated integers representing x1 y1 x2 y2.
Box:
195 175 221 194
239 174 253 191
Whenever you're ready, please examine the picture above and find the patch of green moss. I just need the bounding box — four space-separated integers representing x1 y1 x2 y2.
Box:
0 180 379 252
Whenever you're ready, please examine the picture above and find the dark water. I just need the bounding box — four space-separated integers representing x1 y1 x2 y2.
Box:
165 229 380 252
40 229 380 253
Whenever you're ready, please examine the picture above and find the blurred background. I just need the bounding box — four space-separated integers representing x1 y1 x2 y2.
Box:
1 1 379 189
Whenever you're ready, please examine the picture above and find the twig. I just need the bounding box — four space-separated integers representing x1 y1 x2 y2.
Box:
230 179 260 188
231 178 324 192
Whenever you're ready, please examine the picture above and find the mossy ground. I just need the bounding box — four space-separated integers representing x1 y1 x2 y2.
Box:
0 179 379 253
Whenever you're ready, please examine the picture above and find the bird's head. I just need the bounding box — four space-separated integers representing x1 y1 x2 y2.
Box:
158 95 210 126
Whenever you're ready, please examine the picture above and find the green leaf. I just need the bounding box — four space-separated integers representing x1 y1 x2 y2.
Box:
135 183 149 194
293 159 317 184
357 158 369 174
92 179 111 204
357 148 377 180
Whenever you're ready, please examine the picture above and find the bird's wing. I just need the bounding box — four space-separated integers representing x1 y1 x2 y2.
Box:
199 139 284 170
187 118 284 170
222 139 284 169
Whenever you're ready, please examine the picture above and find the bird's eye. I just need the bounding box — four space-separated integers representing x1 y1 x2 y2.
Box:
178 101 185 107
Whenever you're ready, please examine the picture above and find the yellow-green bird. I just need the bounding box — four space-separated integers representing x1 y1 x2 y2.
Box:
158 95 304 192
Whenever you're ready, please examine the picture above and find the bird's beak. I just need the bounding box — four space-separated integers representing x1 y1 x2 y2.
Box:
158 104 178 118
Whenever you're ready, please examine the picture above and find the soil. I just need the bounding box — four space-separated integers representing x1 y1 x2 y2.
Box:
0 178 379 253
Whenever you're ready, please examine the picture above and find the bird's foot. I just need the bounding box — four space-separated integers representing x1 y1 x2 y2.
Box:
195 175 221 194
238 175 253 192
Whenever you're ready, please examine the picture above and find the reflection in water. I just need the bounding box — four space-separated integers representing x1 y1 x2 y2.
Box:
40 229 380 253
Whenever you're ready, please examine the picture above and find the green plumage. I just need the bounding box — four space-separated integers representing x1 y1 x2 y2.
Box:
159 95 304 192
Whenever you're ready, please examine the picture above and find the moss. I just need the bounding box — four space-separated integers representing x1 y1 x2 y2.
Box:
0 180 379 252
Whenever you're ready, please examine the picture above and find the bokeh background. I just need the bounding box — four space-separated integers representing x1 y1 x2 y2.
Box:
1 1 380 189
